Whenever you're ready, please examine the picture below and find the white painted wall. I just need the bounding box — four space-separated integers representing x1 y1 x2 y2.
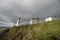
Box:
45 17 53 22
29 19 39 25
16 18 21 26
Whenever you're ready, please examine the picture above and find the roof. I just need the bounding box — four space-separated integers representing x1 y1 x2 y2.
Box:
46 15 56 18
32 18 39 20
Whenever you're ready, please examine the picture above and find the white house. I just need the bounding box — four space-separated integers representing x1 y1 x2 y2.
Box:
45 15 56 22
29 18 39 25
45 16 53 22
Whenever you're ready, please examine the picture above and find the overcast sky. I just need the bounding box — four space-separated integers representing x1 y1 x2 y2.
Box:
0 0 60 26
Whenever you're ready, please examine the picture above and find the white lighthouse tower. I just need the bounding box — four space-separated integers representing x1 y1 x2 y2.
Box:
16 17 21 26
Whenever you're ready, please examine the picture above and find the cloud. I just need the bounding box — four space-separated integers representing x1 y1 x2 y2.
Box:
0 0 14 8
0 0 60 26
0 15 14 26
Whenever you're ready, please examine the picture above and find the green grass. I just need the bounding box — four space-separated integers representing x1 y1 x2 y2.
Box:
2 20 60 40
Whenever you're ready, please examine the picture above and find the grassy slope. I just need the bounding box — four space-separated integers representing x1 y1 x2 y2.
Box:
2 20 60 40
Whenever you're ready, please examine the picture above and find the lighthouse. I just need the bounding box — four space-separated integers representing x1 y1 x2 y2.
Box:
16 17 21 26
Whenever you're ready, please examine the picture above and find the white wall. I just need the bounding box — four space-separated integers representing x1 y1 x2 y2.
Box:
29 19 39 25
45 17 53 22
16 19 21 26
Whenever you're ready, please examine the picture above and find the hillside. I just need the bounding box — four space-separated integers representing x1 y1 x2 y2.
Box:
1 20 60 40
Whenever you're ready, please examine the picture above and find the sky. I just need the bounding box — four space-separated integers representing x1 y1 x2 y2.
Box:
0 0 60 26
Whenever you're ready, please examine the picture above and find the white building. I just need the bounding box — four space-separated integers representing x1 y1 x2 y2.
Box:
29 18 39 25
16 17 21 26
45 16 53 22
45 15 56 22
